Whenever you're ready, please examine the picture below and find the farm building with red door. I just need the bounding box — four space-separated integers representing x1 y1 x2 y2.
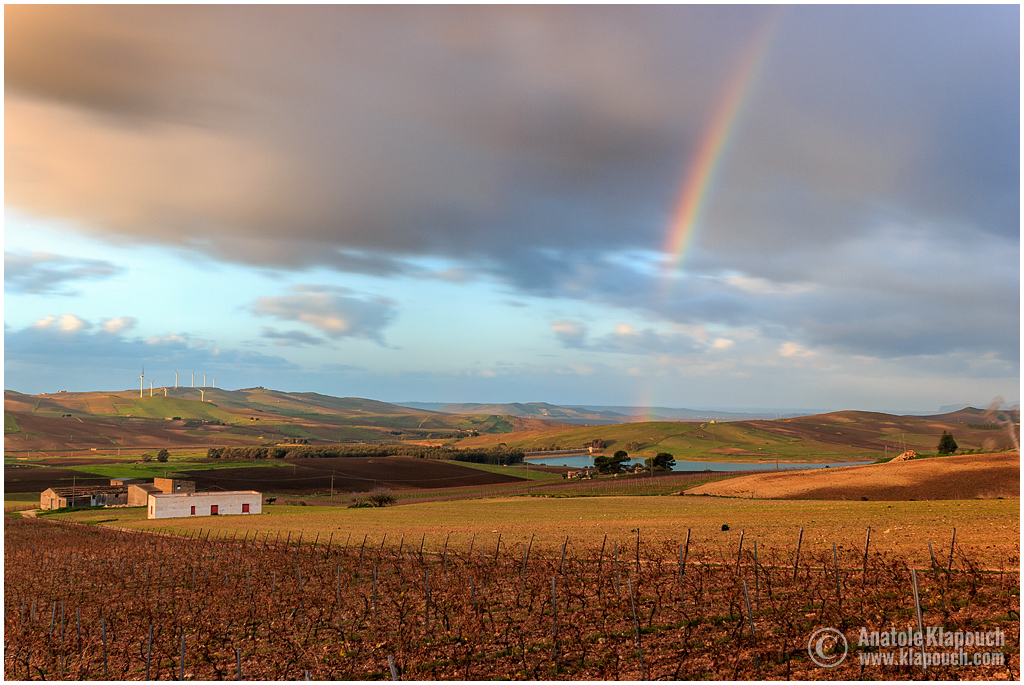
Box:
147 491 262 519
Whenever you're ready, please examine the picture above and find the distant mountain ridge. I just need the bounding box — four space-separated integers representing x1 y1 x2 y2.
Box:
397 401 809 424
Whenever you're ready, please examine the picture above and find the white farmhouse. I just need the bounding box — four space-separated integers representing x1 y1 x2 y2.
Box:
147 491 262 519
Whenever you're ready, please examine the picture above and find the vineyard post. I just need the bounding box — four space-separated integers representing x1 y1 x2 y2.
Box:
360 535 367 564
273 572 277 594
947 528 956 574
736 530 745 571
742 580 759 677
628 578 646 680
469 533 476 558
398 534 404 556
494 533 501 567
373 566 378 618
180 632 186 681
560 537 567 575
911 569 926 671
336 565 342 628
425 570 430 635
421 533 426 560
862 527 871 582
928 542 939 571
682 528 691 573
313 532 319 550
236 648 242 681
833 542 840 601
443 532 450 572
678 543 685 607
636 528 640 573
753 541 759 611
101 617 107 679
471 576 478 615
380 533 388 556
792 528 803 580
526 533 535 566
521 544 528 582
298 567 303 592
614 541 621 596
598 533 606 574
552 576 558 674
146 624 153 680
388 654 399 681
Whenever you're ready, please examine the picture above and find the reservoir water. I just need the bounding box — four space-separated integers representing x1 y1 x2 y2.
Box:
523 455 874 470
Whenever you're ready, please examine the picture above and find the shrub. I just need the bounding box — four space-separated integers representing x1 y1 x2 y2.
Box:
366 488 396 507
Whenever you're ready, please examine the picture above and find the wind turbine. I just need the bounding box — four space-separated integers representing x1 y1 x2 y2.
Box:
174 371 178 389
140 367 145 398
203 374 207 387
191 372 194 388
212 378 216 388
200 389 205 402
149 381 154 397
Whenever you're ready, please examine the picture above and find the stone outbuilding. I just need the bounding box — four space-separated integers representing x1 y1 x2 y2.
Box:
153 478 195 494
127 483 163 507
147 491 262 519
40 485 128 510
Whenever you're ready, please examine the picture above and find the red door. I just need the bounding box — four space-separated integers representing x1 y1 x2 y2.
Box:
211 504 219 515
242 503 250 513
190 506 195 515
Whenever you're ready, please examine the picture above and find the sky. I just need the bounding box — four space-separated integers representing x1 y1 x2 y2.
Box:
4 5 1019 412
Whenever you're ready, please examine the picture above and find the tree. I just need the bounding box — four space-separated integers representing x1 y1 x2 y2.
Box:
157 449 170 463
937 431 958 455
646 452 676 471
595 451 630 474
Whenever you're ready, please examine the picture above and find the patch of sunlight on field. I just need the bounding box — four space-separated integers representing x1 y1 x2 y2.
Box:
65 496 1020 569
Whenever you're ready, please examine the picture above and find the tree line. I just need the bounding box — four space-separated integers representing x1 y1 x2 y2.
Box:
206 444 524 465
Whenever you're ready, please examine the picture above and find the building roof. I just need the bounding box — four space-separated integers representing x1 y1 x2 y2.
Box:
151 489 264 499
43 485 128 496
128 484 162 493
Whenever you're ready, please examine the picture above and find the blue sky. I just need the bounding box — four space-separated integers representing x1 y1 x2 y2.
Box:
4 5 1019 412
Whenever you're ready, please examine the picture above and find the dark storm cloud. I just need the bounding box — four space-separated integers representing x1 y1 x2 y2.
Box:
259 327 326 347
5 5 1018 363
5 251 124 295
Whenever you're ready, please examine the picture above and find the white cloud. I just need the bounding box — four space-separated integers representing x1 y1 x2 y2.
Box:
101 316 137 334
779 342 814 358
252 285 396 344
32 313 89 333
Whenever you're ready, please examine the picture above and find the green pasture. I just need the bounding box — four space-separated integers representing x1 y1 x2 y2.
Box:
462 420 879 462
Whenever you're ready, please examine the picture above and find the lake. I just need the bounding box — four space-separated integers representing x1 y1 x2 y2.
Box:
522 455 874 470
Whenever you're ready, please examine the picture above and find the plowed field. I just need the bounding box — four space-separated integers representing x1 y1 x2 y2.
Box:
686 451 1019 501
180 456 527 494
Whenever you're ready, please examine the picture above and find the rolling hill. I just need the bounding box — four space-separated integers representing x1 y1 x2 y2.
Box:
455 409 1020 462
6 388 1018 465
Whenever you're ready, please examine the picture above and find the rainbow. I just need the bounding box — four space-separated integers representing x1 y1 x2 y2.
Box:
661 13 780 289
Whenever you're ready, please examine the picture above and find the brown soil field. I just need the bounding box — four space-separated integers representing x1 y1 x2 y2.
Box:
3 411 257 452
3 466 109 493
180 456 527 495
686 451 1019 500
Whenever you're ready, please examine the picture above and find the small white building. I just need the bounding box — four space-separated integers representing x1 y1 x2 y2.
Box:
147 491 262 519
